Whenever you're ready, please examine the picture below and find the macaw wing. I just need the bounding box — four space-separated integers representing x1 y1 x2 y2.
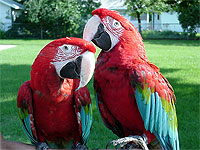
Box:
130 63 179 150
94 79 125 137
74 86 93 144
17 81 38 145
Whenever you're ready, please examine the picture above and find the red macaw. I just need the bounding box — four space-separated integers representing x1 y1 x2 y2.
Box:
17 37 96 149
83 8 179 150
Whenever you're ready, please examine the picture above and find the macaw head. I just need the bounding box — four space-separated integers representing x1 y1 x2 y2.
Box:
83 8 144 53
32 37 96 90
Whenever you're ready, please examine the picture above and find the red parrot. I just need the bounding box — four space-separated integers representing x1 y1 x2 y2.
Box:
17 37 96 149
83 8 179 150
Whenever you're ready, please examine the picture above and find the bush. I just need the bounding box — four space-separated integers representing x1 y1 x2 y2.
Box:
5 23 43 39
0 30 6 39
142 30 199 40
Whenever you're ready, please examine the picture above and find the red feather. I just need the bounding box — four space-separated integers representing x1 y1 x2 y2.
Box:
93 8 177 147
17 38 93 148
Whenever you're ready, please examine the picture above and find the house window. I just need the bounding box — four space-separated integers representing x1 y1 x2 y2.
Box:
157 14 160 20
141 13 147 20
149 14 152 22
131 16 136 20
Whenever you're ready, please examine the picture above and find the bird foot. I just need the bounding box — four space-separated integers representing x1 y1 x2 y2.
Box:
74 143 88 150
35 142 49 150
106 134 149 150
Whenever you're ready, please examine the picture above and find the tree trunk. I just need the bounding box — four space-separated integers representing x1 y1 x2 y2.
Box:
136 11 142 36
40 24 43 39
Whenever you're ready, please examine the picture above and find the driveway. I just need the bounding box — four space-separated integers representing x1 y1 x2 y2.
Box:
0 45 16 51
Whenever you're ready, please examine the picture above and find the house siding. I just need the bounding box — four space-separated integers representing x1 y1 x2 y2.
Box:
0 2 12 31
153 12 183 32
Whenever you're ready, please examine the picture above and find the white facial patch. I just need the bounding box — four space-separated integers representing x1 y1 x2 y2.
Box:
102 16 125 51
53 44 82 62
52 44 83 79
51 44 95 90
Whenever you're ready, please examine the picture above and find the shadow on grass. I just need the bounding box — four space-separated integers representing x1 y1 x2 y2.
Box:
168 79 199 149
0 64 31 96
159 68 199 149
144 40 200 47
0 64 32 143
0 64 199 149
159 68 181 74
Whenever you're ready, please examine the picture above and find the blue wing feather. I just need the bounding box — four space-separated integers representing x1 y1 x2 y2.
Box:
149 93 155 132
80 104 92 144
18 108 38 145
158 97 163 137
74 85 93 145
134 84 179 150
154 92 160 132
144 89 151 130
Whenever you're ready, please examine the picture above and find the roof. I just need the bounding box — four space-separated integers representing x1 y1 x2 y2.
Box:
0 0 24 9
100 0 126 10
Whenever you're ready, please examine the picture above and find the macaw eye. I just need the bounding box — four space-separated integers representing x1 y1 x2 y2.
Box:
113 20 121 28
64 45 68 50
58 44 71 54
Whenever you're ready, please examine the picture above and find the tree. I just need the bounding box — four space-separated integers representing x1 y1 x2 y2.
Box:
177 0 200 38
24 0 83 38
124 0 171 36
165 0 200 38
11 0 100 39
80 0 101 20
13 0 26 4
77 0 101 35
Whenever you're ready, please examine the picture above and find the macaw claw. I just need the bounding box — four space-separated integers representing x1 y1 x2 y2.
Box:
35 142 49 150
74 143 88 150
106 134 149 150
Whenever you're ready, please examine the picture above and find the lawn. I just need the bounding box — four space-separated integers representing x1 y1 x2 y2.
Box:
0 39 199 149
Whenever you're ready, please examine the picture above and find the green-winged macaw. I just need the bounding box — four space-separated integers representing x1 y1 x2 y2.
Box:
17 37 96 149
83 8 179 150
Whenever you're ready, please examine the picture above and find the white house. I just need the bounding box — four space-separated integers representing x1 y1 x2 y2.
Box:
99 0 197 32
0 0 23 31
152 12 183 32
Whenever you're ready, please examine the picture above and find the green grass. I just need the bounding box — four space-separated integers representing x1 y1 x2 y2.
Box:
0 39 199 149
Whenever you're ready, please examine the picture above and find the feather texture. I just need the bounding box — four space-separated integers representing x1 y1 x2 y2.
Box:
91 8 179 150
74 85 93 144
17 81 38 145
17 79 93 149
132 64 179 150
17 38 94 149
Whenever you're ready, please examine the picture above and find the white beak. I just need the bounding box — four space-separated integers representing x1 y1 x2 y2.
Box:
83 15 101 42
76 51 95 90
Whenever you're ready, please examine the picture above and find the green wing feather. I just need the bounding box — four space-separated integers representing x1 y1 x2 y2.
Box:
17 81 38 145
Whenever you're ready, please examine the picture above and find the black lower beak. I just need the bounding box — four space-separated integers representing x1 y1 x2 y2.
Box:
92 23 111 52
60 56 82 79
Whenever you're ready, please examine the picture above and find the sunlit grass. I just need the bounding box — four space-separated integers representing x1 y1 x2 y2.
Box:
0 39 199 149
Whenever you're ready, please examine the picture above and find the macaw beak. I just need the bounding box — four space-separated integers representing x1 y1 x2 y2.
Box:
76 51 95 90
53 51 95 90
83 15 111 52
59 56 82 79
